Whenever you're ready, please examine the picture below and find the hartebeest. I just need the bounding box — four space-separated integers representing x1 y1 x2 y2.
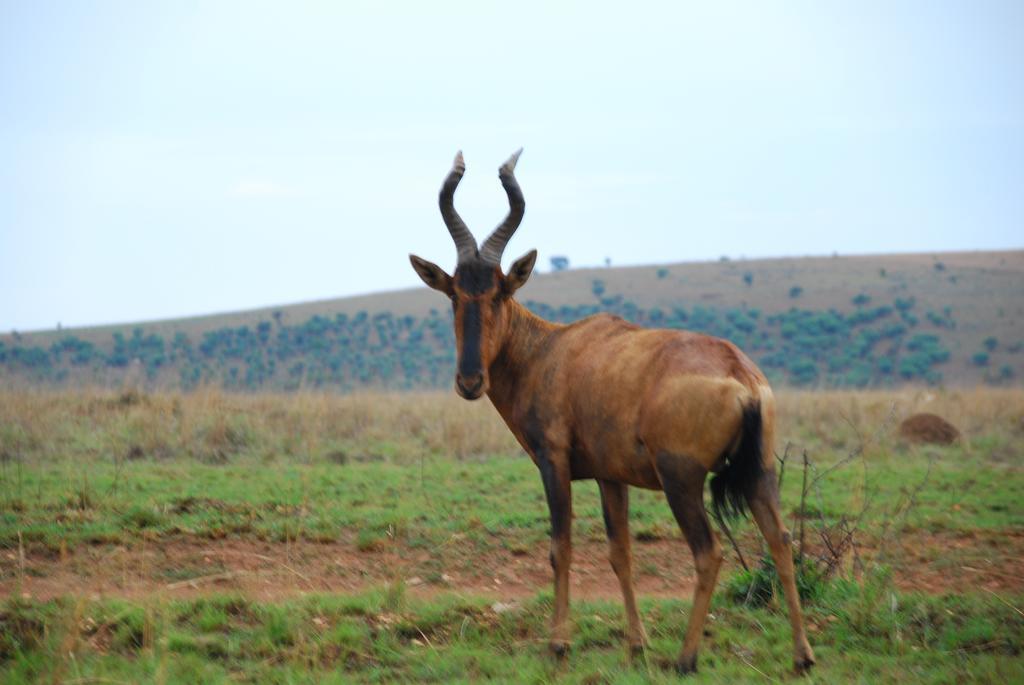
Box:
409 150 816 675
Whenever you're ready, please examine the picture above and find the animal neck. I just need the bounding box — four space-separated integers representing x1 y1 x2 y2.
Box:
486 299 560 413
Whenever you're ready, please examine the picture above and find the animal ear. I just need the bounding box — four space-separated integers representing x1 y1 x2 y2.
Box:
504 249 537 295
409 254 453 296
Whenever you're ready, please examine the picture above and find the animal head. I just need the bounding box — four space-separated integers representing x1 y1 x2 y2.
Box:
409 150 537 400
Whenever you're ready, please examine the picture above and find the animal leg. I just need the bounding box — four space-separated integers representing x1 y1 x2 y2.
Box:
597 479 648 654
746 473 816 674
538 449 573 656
656 454 722 675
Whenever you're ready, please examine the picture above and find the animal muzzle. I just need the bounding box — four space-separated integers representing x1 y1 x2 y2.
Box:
455 372 486 400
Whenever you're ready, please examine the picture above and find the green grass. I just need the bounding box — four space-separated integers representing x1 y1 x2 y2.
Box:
2 440 1021 555
2 584 1021 684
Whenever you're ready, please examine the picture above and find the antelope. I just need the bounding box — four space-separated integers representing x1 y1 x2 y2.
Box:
409 150 816 675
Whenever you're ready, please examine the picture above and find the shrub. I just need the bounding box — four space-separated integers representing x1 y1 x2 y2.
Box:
724 554 828 607
894 297 915 312
926 310 955 329
789 285 803 299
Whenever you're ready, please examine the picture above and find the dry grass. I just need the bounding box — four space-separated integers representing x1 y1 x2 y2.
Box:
778 387 1024 454
1 386 1022 467
0 387 522 465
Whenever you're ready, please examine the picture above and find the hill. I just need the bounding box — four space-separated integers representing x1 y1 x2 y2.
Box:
2 250 1022 391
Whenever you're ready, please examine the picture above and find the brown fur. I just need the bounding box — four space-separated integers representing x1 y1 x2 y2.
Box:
409 153 815 674
488 302 764 484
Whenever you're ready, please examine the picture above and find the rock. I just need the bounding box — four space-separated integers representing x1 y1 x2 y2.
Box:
491 601 518 614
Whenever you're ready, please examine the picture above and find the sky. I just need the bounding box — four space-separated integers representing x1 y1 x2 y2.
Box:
1 1 1022 332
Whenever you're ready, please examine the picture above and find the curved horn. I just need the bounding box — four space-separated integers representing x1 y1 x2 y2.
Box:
439 151 478 263
479 148 525 265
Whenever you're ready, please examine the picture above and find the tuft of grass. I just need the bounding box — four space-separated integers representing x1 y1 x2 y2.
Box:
261 606 296 647
120 505 165 529
724 553 833 608
108 605 148 652
0 600 48 661
355 527 387 552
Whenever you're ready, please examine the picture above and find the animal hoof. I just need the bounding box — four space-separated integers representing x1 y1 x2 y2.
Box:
794 654 817 675
629 642 647 660
549 641 570 659
675 654 698 675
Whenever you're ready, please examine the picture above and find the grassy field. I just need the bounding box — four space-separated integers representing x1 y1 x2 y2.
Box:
1 388 1023 682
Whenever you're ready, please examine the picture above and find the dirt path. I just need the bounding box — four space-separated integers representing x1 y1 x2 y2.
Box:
2 529 1022 603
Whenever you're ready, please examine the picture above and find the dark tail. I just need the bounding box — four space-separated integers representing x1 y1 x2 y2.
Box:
710 401 765 521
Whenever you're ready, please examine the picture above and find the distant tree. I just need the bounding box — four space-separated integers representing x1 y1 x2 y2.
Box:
257 321 272 344
604 257 611 268
894 297 915 312
983 336 998 352
788 285 803 299
591 280 606 297
926 310 954 328
550 256 570 272
789 358 819 386
656 268 669 280
852 293 871 307
109 332 129 367
879 268 886 278
743 272 753 287
972 351 990 367
934 261 946 271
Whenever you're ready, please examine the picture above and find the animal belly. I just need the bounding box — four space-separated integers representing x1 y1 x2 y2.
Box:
569 445 662 490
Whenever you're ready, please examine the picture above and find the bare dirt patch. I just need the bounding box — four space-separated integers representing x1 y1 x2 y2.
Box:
0 536 697 603
3 529 1022 603
879 528 1024 595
